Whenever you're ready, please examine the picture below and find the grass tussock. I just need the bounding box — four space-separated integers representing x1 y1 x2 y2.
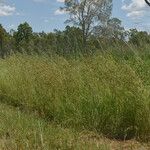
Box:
0 103 110 150
0 54 150 141
1 103 150 150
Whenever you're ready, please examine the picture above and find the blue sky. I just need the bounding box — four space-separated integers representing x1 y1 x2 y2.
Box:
0 0 150 32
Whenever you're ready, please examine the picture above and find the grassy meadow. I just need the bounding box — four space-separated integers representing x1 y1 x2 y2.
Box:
0 50 150 149
1 0 150 149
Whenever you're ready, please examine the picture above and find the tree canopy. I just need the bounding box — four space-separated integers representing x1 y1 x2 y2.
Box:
63 0 113 47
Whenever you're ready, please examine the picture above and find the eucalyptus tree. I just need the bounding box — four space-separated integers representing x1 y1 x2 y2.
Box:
63 0 113 49
0 24 5 52
14 22 33 53
0 24 10 58
106 18 125 40
14 22 33 45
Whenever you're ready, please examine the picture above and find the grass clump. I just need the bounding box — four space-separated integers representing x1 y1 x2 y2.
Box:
0 103 109 150
0 54 149 141
1 104 149 150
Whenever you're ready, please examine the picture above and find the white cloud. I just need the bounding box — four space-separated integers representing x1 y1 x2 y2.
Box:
56 0 65 3
54 9 66 15
8 24 15 29
44 19 49 23
127 10 145 18
33 0 46 2
122 0 148 19
0 2 15 16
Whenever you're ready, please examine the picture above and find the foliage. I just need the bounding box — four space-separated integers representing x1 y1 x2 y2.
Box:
0 103 109 150
0 21 149 58
14 22 33 53
0 24 12 58
129 29 150 47
0 1 150 147
63 0 113 47
0 54 149 141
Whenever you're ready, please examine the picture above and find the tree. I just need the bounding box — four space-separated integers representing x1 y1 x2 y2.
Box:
14 22 33 53
0 24 10 58
93 18 126 40
63 26 83 53
0 24 5 57
63 0 113 49
106 18 125 40
129 29 150 47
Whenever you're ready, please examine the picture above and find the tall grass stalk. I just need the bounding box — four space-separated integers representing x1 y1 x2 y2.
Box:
0 53 149 141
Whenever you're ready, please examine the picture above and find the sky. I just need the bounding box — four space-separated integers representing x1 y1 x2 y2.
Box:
0 0 150 32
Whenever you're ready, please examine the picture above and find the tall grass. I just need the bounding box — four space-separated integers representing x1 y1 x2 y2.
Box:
0 53 149 141
0 103 109 150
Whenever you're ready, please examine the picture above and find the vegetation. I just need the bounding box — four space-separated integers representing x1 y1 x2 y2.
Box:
63 0 113 48
0 103 109 150
2 103 150 150
0 53 150 141
0 0 150 149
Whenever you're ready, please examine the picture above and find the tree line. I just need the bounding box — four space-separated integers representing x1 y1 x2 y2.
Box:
0 0 150 58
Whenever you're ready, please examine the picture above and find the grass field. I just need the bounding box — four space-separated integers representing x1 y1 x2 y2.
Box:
1 103 150 150
0 53 150 149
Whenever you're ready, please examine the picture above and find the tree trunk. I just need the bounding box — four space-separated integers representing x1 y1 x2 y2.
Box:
82 23 87 53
